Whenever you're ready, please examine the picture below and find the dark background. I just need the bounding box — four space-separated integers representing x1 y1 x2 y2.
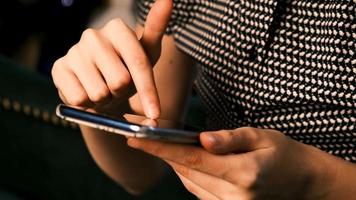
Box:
0 0 105 76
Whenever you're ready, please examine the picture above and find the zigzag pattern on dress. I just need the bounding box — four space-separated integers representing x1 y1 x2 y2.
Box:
136 0 356 162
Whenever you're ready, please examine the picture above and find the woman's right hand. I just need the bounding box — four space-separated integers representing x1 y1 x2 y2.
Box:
51 0 173 119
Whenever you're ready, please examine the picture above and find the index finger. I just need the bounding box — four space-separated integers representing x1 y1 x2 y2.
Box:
101 19 160 119
128 138 262 185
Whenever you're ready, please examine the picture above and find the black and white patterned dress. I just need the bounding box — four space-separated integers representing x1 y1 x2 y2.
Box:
136 0 356 162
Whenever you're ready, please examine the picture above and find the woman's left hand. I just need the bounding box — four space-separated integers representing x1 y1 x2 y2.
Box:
127 127 349 200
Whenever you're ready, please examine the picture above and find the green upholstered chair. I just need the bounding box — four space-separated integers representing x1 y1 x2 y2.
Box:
0 56 196 200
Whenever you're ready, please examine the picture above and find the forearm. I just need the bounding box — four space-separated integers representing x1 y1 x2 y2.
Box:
80 34 196 194
81 126 167 195
303 142 356 200
323 154 356 200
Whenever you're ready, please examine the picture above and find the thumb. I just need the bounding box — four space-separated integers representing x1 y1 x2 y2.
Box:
140 0 173 64
200 128 275 154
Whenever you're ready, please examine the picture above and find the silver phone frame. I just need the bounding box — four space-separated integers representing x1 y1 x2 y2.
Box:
56 105 199 144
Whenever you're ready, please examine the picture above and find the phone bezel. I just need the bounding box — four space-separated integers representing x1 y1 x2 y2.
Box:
56 104 200 144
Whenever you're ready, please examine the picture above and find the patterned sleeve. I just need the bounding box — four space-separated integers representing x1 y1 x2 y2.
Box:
134 0 175 34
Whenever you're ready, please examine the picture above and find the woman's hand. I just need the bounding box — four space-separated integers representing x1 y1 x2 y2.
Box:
51 0 173 118
127 127 356 200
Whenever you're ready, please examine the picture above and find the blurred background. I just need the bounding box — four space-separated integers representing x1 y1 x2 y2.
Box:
0 0 135 75
0 0 202 199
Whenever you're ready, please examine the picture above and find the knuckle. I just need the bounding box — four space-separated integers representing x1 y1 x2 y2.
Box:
105 18 129 32
80 28 104 49
67 45 81 58
81 28 99 41
67 93 88 106
142 88 158 103
144 86 157 96
224 129 235 139
90 87 110 103
51 58 67 85
81 29 107 51
51 59 62 77
133 54 150 68
52 58 63 69
102 18 137 45
219 129 232 135
108 76 131 93
236 127 257 134
271 130 286 141
267 146 279 157
238 127 261 142
103 18 135 38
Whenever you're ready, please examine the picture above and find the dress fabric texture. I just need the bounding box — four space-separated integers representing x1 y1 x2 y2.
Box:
136 0 356 162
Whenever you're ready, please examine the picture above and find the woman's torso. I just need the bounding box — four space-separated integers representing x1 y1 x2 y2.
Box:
136 0 356 162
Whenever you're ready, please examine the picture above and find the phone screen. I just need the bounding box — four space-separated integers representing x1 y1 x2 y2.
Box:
56 104 201 144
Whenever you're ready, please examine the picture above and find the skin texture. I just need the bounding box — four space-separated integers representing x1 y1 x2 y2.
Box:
53 0 182 118
128 128 356 200
52 0 195 194
52 0 356 198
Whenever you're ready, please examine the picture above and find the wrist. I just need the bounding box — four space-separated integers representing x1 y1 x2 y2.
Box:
302 143 356 200
322 156 356 200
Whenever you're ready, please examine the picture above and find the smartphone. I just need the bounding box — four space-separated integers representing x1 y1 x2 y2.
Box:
56 104 201 144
